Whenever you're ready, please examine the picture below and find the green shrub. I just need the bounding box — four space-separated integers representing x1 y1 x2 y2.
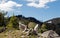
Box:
28 22 36 29
38 23 48 33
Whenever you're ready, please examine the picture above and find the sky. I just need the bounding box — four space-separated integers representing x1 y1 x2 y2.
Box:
0 0 60 22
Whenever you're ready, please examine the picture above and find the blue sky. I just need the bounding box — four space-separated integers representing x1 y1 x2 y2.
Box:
0 0 60 21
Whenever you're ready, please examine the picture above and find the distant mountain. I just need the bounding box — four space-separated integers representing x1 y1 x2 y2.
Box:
16 15 43 25
44 17 60 35
45 17 60 24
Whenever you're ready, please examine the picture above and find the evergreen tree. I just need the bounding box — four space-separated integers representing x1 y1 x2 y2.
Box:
7 14 19 29
0 12 7 27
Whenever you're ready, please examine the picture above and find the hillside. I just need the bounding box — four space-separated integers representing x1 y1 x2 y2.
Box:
44 17 60 35
0 12 60 38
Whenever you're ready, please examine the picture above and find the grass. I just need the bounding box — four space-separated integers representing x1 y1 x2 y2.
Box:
0 29 29 38
0 27 39 38
0 29 39 38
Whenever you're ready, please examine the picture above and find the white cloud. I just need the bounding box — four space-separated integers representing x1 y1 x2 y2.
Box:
0 1 23 11
26 0 56 8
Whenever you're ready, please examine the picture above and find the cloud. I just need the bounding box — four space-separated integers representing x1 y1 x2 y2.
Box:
0 1 23 11
26 0 56 8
